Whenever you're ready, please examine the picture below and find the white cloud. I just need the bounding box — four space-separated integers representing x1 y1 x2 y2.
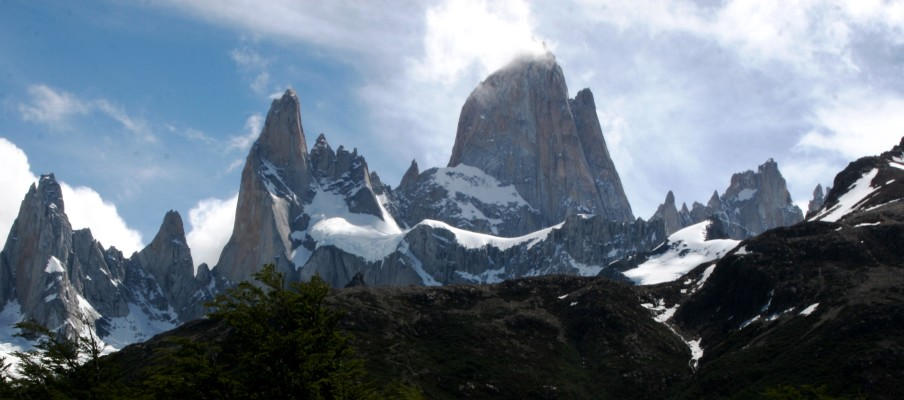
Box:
60 185 144 255
227 113 263 152
0 137 144 254
152 0 422 58
230 46 269 69
230 46 273 94
149 0 904 219
250 71 271 94
781 157 840 212
796 89 904 159
412 0 547 84
17 84 89 124
18 84 155 142
573 0 904 75
0 138 39 247
225 158 244 173
186 194 238 272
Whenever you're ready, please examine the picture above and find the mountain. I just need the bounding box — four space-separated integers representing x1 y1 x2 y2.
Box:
433 53 633 234
808 137 904 223
96 137 904 399
651 159 803 238
214 90 315 283
806 183 827 217
211 65 658 289
214 90 400 285
298 214 664 288
0 175 221 352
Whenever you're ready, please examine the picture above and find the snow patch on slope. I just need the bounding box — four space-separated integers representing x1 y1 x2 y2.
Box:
418 219 562 252
101 303 178 351
812 168 880 222
45 256 65 274
0 301 33 377
799 303 820 316
624 221 739 285
301 188 403 263
641 299 704 370
431 164 530 208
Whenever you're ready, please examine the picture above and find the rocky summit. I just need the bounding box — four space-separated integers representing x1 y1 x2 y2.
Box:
0 174 221 349
651 159 804 239
2 52 900 399
445 53 633 231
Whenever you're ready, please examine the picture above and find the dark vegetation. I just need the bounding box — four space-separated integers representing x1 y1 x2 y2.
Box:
0 264 421 399
2 200 901 399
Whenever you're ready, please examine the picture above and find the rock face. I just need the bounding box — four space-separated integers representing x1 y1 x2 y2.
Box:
133 211 200 319
444 53 633 231
0 175 220 344
650 191 691 235
394 164 542 235
650 159 803 239
299 214 665 288
215 90 315 283
216 90 396 284
806 184 826 217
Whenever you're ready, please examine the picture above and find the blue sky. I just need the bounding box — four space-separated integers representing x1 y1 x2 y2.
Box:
2 0 903 267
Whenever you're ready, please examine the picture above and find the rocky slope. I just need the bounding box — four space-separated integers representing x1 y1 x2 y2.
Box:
651 159 803 239
0 175 221 349
97 137 904 399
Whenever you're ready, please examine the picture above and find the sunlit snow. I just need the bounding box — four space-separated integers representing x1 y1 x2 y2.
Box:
45 256 65 274
799 303 820 316
623 221 739 285
811 168 879 222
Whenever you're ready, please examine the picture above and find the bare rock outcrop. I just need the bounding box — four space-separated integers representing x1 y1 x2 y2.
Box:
650 159 803 238
445 53 633 231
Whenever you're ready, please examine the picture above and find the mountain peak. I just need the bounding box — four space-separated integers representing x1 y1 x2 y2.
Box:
447 53 633 228
151 210 186 245
314 133 329 148
399 159 420 192
36 173 65 212
255 88 309 175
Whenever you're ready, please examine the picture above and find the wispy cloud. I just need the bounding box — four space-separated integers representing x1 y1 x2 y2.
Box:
230 45 273 94
18 84 156 142
18 84 89 124
227 113 263 152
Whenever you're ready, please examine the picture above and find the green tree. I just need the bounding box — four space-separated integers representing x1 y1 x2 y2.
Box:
4 316 106 399
145 264 384 399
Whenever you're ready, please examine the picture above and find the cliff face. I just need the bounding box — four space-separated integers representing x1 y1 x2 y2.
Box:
215 90 315 283
0 175 217 344
446 53 633 231
650 159 804 239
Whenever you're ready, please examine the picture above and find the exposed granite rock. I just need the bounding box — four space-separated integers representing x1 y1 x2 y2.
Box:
393 165 542 235
398 159 420 193
649 159 803 239
309 134 384 220
570 88 634 222
651 191 684 235
446 53 633 231
0 175 220 342
133 211 200 319
215 90 314 283
806 184 826 218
